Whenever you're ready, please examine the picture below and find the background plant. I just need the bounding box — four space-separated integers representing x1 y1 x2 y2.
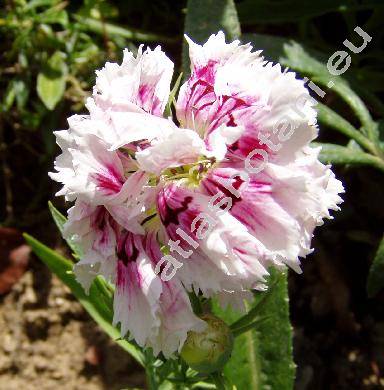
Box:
1 0 384 389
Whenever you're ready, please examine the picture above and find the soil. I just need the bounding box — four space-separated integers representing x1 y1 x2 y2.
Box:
0 255 146 390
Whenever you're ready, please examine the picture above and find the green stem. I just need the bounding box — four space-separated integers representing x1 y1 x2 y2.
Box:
211 372 227 390
146 369 157 390
315 144 384 173
355 155 384 172
94 276 113 299
316 103 378 156
144 350 158 390
246 327 260 390
314 77 376 142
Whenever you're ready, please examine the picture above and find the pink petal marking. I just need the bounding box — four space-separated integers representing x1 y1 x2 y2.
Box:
94 164 125 195
157 186 194 229
116 260 141 295
178 61 257 131
137 84 162 116
90 206 117 252
117 232 141 266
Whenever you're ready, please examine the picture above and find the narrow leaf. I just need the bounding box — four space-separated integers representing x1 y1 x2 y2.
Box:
73 15 177 44
184 0 240 44
48 201 82 256
182 0 241 74
367 235 384 297
314 142 384 171
37 8 68 26
48 201 67 233
24 0 58 10
313 75 376 139
165 72 183 118
23 233 145 366
316 103 377 155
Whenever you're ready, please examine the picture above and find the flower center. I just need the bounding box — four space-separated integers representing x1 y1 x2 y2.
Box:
160 157 216 187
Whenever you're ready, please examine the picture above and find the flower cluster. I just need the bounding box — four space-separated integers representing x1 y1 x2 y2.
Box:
50 32 343 356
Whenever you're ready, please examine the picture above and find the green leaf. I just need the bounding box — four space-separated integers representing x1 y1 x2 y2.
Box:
37 7 68 26
48 201 67 234
316 103 377 155
316 102 360 138
24 0 58 10
182 0 241 75
349 75 384 117
213 271 295 390
313 76 376 139
164 73 183 118
37 51 68 110
314 142 384 171
2 80 16 111
12 78 29 110
48 201 83 256
23 233 145 366
184 0 240 44
211 372 231 390
367 235 384 297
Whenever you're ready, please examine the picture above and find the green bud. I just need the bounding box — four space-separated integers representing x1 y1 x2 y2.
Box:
180 314 233 374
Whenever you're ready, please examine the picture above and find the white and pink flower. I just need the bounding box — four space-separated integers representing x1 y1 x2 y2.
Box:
50 32 343 355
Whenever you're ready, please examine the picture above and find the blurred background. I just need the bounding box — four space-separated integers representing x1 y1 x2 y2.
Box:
0 0 384 389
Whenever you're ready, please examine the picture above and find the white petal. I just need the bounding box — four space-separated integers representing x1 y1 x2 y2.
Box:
91 46 174 116
136 128 207 175
108 112 176 150
149 280 206 357
205 124 244 161
113 258 162 346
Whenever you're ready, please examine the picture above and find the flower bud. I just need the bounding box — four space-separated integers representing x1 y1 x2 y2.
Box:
180 314 233 373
